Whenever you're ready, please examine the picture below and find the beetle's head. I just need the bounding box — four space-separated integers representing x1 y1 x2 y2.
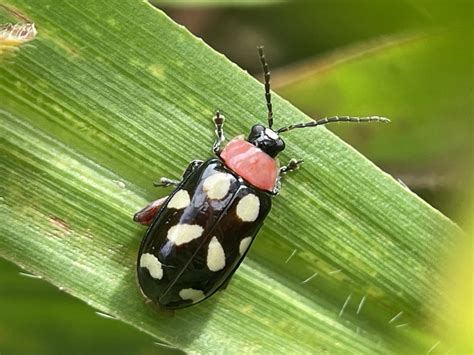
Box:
250 47 389 160
247 124 285 158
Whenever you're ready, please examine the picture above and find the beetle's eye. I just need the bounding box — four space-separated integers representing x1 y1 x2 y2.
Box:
248 124 266 141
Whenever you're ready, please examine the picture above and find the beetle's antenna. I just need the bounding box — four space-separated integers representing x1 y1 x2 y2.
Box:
258 46 273 129
277 116 390 133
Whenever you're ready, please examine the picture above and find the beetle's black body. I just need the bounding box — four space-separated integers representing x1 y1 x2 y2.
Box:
134 47 388 309
137 159 271 308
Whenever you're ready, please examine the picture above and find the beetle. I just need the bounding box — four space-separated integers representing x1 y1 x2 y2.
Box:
133 47 389 309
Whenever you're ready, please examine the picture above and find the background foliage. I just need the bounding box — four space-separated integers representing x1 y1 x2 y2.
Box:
1 0 471 354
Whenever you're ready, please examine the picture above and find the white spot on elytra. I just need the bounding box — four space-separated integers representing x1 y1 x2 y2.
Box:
265 128 279 140
203 172 232 199
167 224 204 245
239 236 252 256
179 288 205 302
236 194 260 222
207 237 226 271
140 253 163 279
167 190 190 209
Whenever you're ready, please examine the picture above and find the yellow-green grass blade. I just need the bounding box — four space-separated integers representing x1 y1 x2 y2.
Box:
0 1 462 353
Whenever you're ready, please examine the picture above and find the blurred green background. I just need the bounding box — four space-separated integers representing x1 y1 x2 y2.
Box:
1 1 472 354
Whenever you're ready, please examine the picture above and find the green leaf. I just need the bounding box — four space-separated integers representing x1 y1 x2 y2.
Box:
0 1 462 353
274 31 473 171
152 0 286 7
0 258 171 355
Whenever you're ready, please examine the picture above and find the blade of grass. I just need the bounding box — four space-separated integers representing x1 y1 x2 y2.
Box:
0 0 462 353
152 0 286 6
0 258 177 355
273 29 472 223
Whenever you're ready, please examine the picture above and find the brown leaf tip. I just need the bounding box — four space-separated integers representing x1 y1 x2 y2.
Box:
0 22 37 43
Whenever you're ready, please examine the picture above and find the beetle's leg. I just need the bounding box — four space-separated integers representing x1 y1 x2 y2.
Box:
272 159 303 195
280 158 304 174
272 177 282 196
181 159 204 180
212 110 226 154
153 178 180 188
133 196 168 226
138 160 204 224
153 160 204 187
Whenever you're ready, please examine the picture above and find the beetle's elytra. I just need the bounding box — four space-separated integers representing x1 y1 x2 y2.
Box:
134 47 389 309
